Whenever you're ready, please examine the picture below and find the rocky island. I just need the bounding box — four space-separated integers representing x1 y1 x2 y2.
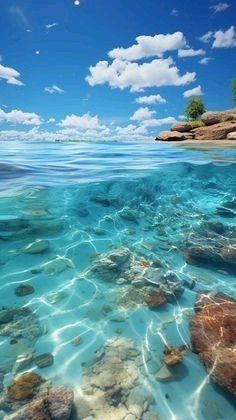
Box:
156 110 236 142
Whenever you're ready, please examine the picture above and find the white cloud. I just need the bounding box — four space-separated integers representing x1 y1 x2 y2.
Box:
178 115 187 120
200 26 236 48
47 117 56 123
130 107 156 121
136 94 166 105
199 57 213 65
141 117 177 127
116 124 148 136
0 64 23 86
199 31 213 44
60 113 105 130
171 9 179 16
45 85 64 94
0 108 42 125
178 48 206 58
108 32 187 61
213 25 236 48
46 23 58 29
183 85 203 98
86 57 196 92
210 2 230 13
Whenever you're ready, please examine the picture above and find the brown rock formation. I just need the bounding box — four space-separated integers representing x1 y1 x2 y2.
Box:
7 372 42 401
193 122 236 140
171 123 193 132
201 111 236 126
7 387 74 420
155 131 186 141
190 292 236 395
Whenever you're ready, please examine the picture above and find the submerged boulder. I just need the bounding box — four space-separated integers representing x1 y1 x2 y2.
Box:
7 372 42 401
6 387 74 419
190 292 236 395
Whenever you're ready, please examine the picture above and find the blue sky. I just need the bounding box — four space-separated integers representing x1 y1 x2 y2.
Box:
0 0 236 141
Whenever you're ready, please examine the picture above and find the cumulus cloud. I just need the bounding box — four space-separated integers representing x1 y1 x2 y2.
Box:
0 63 23 86
199 31 214 44
47 117 56 123
45 85 64 94
199 57 213 65
136 94 166 105
86 57 196 92
60 113 105 130
0 108 42 125
200 26 236 48
210 2 230 13
116 124 148 136
130 107 156 121
178 48 206 58
183 85 203 98
141 117 177 127
108 32 187 61
213 25 236 48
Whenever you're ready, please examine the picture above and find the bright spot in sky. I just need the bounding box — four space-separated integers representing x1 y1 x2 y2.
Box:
74 0 80 5
35 50 40 55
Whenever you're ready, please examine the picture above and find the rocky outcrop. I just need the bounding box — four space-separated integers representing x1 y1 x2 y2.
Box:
155 109 236 142
201 111 236 126
7 372 42 401
171 123 193 132
193 122 236 140
155 131 186 141
6 387 74 420
190 292 236 395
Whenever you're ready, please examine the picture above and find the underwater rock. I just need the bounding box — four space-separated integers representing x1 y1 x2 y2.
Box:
7 372 42 401
34 353 54 369
155 364 175 382
14 353 33 374
0 306 44 350
145 291 167 308
30 218 64 236
117 286 149 309
90 195 120 207
7 387 74 419
78 338 155 419
118 207 140 223
14 284 35 297
190 292 236 395
40 257 74 276
22 240 50 254
163 345 186 366
184 244 236 268
77 204 89 217
71 335 83 346
91 247 131 280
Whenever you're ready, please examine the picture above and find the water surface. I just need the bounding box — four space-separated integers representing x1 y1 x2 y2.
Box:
0 141 236 419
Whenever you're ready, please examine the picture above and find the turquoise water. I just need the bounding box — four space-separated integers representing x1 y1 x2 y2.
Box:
0 141 236 419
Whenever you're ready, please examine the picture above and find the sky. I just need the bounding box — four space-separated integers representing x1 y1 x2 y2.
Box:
0 0 236 142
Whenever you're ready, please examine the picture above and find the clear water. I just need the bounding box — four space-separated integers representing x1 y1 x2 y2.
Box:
0 141 236 419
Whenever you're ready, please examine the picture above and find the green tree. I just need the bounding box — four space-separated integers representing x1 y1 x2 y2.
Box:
185 97 205 121
232 79 236 108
